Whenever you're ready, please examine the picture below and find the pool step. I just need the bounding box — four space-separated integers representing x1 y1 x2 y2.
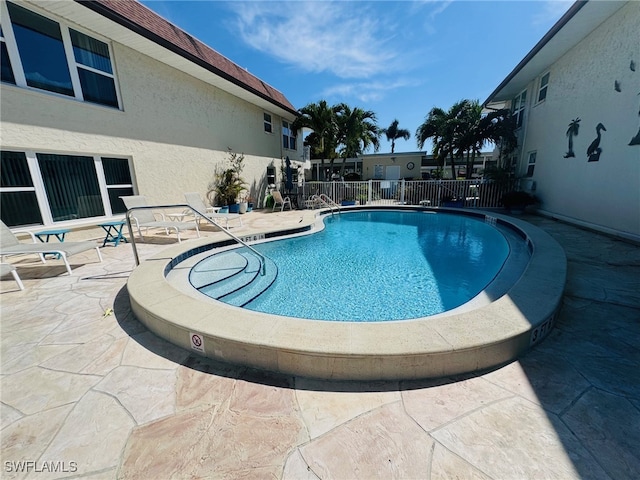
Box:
191 250 277 307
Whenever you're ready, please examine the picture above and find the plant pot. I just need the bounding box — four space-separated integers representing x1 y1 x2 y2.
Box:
247 203 254 212
218 206 229 214
228 203 240 214
239 202 248 214
341 200 356 206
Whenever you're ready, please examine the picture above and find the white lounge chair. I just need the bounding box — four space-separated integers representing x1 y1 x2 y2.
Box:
0 221 102 276
272 191 292 211
183 193 243 229
1 262 24 290
121 195 199 243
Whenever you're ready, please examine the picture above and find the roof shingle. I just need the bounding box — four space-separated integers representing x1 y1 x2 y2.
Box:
78 0 297 115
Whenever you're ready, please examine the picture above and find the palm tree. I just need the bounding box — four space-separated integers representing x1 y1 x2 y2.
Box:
456 100 484 179
482 108 518 168
564 118 581 158
291 100 340 181
336 104 380 175
416 106 448 170
381 119 411 154
416 101 469 179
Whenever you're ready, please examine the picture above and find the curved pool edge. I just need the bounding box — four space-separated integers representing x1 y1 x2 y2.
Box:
127 208 567 381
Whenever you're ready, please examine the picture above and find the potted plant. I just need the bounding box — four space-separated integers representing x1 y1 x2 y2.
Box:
500 190 538 214
207 149 246 212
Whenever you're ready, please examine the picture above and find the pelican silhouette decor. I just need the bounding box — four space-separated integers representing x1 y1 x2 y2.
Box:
564 118 580 158
587 123 606 162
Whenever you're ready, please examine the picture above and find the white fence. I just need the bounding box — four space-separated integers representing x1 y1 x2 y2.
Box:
296 179 516 209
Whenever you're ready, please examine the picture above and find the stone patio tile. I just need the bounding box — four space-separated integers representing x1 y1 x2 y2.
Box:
94 365 176 425
175 355 242 411
1 321 65 363
0 402 23 429
1 344 76 375
0 303 65 332
430 443 492 479
29 391 135 479
295 378 400 439
482 354 592 414
40 335 118 374
298 402 433 479
565 261 640 308
121 331 189 370
1 367 101 415
562 388 640 480
230 370 301 418
282 449 321 479
80 337 128 376
431 396 609 480
39 317 118 345
119 402 306 479
1 404 73 480
402 376 513 432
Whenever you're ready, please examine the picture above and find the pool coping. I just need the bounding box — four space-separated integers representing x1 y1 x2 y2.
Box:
127 207 567 380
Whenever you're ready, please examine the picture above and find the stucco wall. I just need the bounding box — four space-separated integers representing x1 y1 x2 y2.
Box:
520 2 640 239
0 19 300 210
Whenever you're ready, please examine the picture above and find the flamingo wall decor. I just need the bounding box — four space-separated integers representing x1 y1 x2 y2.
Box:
587 123 607 162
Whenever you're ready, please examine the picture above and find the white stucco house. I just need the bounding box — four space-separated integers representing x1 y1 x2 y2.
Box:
484 0 639 242
0 0 301 228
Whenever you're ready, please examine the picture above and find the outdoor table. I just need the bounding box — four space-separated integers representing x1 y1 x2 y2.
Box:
35 228 71 258
98 220 128 247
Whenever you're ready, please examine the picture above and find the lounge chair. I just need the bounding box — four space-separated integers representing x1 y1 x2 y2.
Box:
0 221 103 276
272 191 292 211
1 262 24 290
121 195 199 243
183 193 243 229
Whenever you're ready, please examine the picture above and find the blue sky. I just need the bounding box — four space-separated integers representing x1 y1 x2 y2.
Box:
140 0 572 153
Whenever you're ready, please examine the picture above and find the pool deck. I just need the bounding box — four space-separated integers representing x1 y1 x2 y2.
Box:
1 210 639 479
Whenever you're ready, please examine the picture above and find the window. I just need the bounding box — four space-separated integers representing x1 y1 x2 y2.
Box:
1 26 16 84
2 2 119 108
282 120 297 150
512 90 527 128
537 72 549 103
102 157 134 214
70 29 118 107
0 151 42 226
0 150 133 227
526 151 536 177
263 113 272 133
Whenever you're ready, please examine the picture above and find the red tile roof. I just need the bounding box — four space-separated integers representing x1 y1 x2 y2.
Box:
78 0 298 115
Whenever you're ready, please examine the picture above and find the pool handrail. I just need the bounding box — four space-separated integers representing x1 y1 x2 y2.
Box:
125 204 267 276
318 194 341 214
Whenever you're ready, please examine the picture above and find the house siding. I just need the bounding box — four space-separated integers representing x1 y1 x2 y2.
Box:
0 0 299 222
515 2 639 239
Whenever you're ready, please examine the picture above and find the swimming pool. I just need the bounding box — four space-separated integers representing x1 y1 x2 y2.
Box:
127 207 567 380
191 211 517 321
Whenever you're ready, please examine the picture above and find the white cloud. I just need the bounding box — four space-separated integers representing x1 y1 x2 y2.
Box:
532 0 573 27
322 78 421 103
230 1 406 79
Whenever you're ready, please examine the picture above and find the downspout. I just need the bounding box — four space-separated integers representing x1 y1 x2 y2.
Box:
517 87 532 187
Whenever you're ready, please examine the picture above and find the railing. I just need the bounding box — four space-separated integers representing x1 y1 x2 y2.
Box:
125 204 267 275
300 179 516 209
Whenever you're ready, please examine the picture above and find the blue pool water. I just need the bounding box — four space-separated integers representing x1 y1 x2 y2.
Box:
237 210 511 321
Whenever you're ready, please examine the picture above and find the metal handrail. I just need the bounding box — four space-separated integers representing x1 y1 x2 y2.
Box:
318 194 341 215
125 204 266 276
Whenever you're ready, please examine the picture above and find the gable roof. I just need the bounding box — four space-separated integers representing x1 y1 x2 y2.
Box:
484 0 627 106
77 0 298 116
